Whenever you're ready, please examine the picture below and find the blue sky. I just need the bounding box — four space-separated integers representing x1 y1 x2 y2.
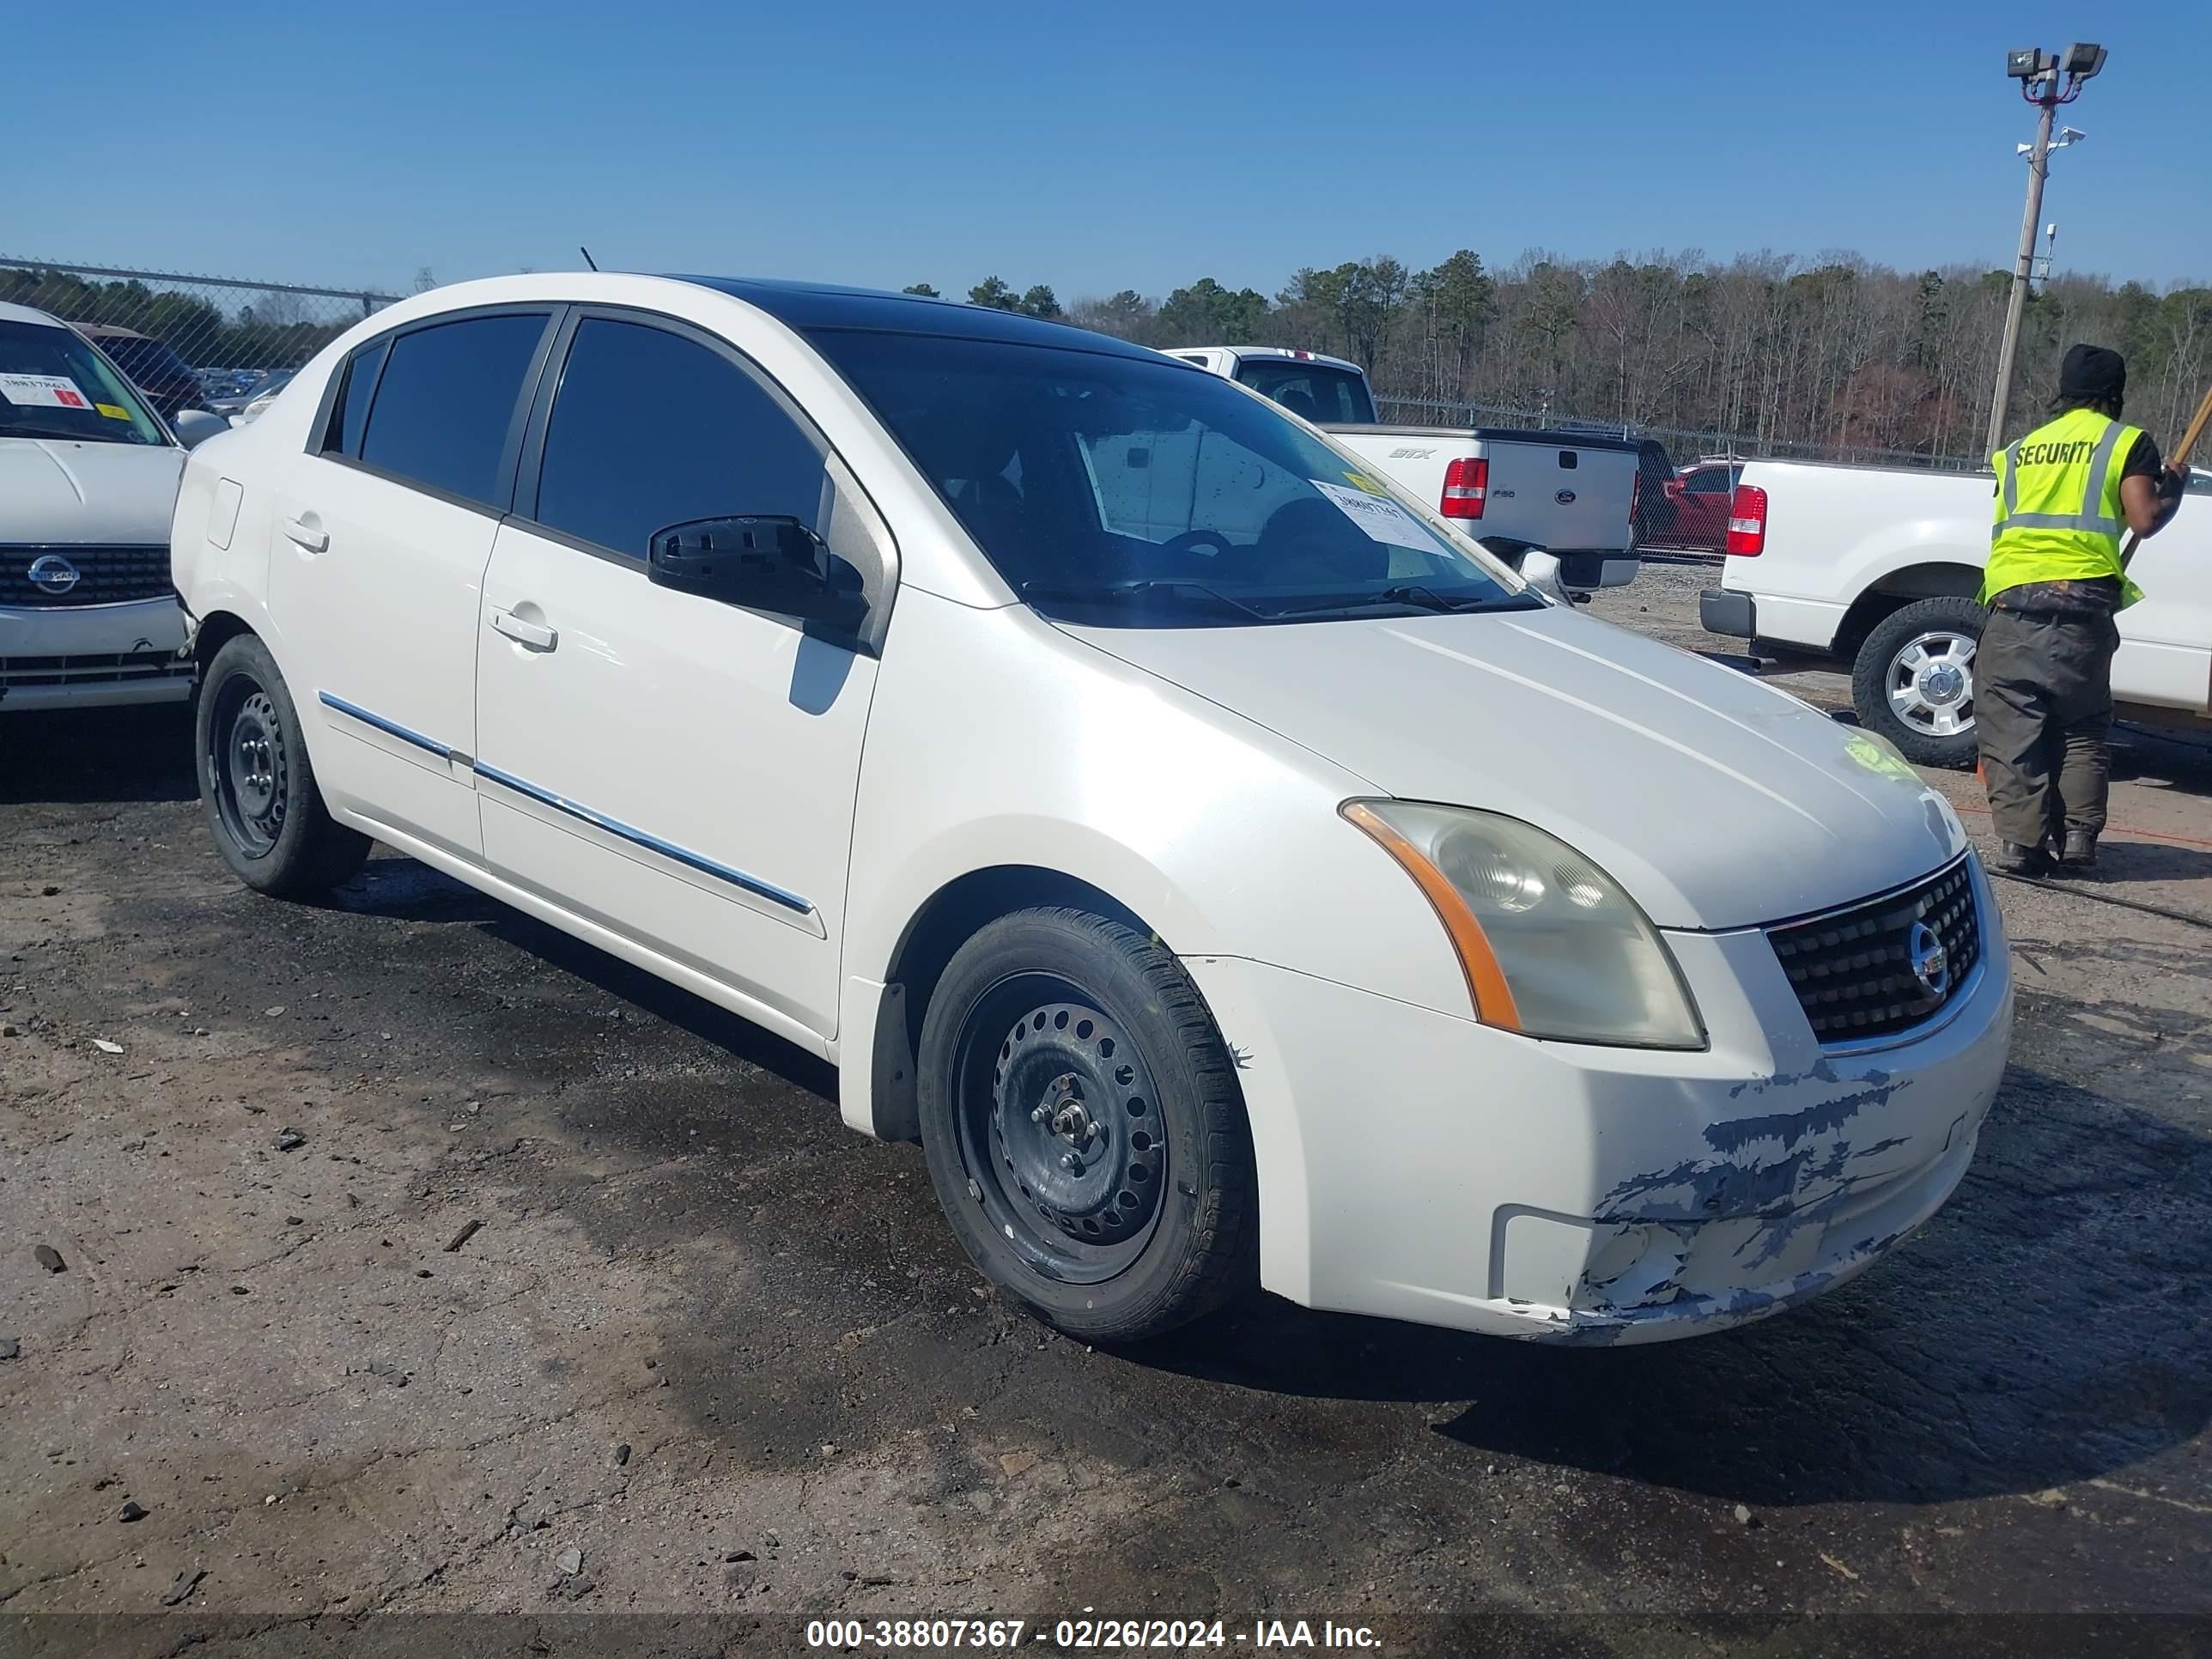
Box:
14 1 2208 299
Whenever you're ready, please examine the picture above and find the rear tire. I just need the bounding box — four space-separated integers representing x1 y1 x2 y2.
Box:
1851 596 1984 769
197 634 371 897
915 907 1258 1342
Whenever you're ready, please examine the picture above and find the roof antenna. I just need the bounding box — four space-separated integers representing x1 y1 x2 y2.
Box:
579 246 599 272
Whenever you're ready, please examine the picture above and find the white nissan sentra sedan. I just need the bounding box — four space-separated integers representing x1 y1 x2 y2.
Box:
169 275 2012 1346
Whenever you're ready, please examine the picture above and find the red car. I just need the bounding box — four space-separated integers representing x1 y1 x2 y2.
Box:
1657 461 1742 554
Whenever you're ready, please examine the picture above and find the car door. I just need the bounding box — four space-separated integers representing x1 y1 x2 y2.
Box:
2113 479 2211 710
472 310 893 1039
268 307 556 860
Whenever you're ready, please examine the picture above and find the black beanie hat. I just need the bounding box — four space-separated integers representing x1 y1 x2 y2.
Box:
2058 343 2126 402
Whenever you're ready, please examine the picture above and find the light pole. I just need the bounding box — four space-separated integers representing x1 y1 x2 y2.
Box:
1986 44 2106 457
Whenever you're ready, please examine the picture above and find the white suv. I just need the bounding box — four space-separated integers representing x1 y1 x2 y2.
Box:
172 274 2012 1346
1 301 221 712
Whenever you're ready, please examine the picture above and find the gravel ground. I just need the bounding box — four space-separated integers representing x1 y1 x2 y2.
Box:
3 564 2209 1656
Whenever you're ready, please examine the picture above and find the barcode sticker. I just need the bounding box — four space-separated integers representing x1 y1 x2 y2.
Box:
1309 478 1449 550
0 373 93 409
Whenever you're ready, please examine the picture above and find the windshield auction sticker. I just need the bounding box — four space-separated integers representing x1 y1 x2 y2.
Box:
1310 477 1448 551
0 373 93 409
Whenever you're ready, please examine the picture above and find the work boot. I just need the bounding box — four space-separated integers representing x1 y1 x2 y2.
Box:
1995 841 2052 876
2060 830 2099 871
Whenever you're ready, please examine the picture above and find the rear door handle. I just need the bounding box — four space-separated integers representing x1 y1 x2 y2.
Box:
282 514 328 552
489 608 557 650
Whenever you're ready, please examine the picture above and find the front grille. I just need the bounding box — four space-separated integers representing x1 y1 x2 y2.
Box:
0 544 174 608
0 650 195 688
1767 858 1981 1044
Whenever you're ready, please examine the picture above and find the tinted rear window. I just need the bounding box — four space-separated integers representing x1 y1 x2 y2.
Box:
358 313 547 507
1232 360 1376 424
97 337 195 381
323 340 389 457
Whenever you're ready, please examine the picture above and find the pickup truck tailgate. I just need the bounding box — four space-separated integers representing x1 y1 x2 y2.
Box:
1484 435 1638 554
1324 424 1639 556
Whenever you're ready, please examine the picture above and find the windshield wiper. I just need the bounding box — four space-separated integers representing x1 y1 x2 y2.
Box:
1018 579 1268 622
1279 584 1533 618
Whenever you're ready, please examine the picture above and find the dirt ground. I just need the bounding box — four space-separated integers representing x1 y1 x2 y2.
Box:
4 562 2209 1656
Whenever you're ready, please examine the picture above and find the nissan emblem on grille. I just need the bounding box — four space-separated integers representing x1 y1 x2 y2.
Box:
1907 921 1949 999
1766 859 1980 1042
27 555 81 595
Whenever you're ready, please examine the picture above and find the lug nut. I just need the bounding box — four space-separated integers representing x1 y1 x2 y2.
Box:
1060 1152 1080 1171
1031 1106 1048 1123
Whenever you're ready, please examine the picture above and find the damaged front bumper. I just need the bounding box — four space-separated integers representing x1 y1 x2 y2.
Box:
1182 859 2013 1344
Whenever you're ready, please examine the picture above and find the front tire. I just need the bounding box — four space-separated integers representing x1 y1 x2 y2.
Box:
1851 596 1984 769
915 907 1258 1342
197 635 371 897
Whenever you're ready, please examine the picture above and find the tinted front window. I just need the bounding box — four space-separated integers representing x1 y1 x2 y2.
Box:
811 330 1528 627
1685 466 1733 494
0 319 167 445
358 313 547 507
533 318 828 557
1233 360 1376 424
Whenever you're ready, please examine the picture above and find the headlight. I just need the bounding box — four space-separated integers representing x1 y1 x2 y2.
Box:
1342 801 1705 1049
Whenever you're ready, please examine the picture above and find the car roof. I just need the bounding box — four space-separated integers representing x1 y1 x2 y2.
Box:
0 300 68 329
667 276 1173 363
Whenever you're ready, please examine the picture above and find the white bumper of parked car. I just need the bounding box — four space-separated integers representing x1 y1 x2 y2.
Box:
1184 856 2012 1345
0 596 193 711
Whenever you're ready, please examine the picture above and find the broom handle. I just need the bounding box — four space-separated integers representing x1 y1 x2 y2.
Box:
2120 382 2212 567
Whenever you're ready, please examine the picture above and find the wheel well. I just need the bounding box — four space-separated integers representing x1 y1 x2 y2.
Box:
870 866 1154 1141
192 609 257 671
1835 565 1981 657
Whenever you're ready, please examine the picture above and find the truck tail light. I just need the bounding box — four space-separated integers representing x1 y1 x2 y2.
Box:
1725 483 1767 556
1629 472 1641 525
1441 456 1488 519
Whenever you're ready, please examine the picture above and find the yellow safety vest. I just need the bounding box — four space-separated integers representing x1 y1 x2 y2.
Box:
1983 406 2145 609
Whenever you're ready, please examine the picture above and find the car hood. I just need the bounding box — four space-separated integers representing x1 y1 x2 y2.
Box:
0 438 184 545
1064 605 1968 932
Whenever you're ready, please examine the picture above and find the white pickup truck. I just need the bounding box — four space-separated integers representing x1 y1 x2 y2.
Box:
1172 346 1639 594
1701 457 2212 766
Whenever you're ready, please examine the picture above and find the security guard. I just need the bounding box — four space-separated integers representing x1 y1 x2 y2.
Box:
1979 345 2189 875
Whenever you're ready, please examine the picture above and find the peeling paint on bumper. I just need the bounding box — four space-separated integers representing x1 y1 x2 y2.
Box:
1182 859 2013 1343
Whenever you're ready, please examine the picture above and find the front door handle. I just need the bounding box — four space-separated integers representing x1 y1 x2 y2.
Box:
282 514 328 552
489 608 557 650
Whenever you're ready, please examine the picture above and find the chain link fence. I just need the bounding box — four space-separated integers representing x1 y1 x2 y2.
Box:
1373 394 1987 474
0 256 1991 474
0 257 404 410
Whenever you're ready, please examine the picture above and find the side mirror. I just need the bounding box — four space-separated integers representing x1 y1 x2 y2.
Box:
1552 552 1636 590
173 409 228 450
647 515 866 633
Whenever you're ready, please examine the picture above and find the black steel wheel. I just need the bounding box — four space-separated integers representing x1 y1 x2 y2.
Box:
207 678 289 859
917 907 1257 1341
195 634 371 896
960 986 1169 1283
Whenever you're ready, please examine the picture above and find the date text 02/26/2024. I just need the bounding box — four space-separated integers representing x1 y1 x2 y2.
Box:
803 1617 1384 1650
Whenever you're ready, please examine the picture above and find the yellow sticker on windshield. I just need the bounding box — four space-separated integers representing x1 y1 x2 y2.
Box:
1343 471 1389 495
95 403 132 421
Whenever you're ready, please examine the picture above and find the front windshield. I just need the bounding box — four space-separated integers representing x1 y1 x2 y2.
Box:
806 329 1533 627
0 320 167 445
